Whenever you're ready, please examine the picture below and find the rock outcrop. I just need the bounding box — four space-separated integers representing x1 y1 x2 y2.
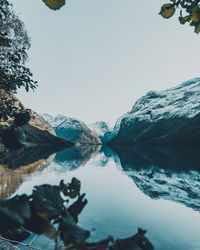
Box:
110 78 200 145
0 90 73 156
42 114 101 145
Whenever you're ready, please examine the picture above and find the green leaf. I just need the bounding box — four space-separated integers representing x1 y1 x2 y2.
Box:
159 4 176 19
195 23 200 33
42 0 65 10
191 7 200 23
179 15 191 25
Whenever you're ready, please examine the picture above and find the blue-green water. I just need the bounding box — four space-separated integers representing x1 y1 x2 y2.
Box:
4 146 200 250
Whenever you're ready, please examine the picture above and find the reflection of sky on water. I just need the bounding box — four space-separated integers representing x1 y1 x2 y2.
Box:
14 153 200 250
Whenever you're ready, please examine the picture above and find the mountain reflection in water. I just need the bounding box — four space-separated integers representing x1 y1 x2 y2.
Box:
0 145 200 249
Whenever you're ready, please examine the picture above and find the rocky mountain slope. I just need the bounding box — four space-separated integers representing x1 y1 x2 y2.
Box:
42 114 101 145
0 90 72 159
110 78 200 145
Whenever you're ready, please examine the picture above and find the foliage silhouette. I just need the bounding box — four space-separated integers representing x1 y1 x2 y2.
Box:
42 0 200 34
0 0 37 93
0 178 154 250
160 0 200 33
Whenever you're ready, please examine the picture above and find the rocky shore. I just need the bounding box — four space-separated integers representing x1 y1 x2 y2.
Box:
0 90 73 165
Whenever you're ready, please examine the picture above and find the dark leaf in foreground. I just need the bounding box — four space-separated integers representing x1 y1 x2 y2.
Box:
65 228 154 250
0 195 31 230
113 228 154 250
32 184 64 220
59 213 90 245
68 193 88 223
0 178 154 249
60 177 81 199
42 0 65 10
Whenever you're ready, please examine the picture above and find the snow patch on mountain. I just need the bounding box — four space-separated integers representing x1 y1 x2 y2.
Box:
41 113 67 128
89 121 110 136
110 78 200 145
126 78 200 123
41 114 100 145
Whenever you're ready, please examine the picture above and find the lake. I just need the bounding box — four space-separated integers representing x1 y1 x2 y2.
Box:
1 145 200 250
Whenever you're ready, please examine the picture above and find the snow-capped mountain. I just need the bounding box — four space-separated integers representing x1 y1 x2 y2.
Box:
40 113 67 128
110 78 200 145
88 121 116 143
41 114 101 145
89 121 110 136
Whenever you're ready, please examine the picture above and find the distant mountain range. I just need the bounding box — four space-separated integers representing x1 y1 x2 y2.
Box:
110 77 200 145
41 113 102 145
43 78 200 146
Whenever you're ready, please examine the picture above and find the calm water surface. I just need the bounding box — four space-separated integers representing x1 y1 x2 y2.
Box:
3 146 200 250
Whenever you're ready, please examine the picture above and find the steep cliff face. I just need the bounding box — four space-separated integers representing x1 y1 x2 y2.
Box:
0 90 73 154
110 78 200 145
42 114 101 145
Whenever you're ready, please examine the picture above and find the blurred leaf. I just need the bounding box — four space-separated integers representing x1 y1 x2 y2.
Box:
64 228 154 250
159 3 176 19
32 184 64 220
60 213 90 245
179 15 191 24
0 195 31 230
195 23 200 33
68 193 88 223
0 179 154 249
60 178 81 199
112 228 154 250
191 7 200 23
43 223 57 239
42 0 65 10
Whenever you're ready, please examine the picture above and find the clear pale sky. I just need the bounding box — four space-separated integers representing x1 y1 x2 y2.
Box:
11 0 200 124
